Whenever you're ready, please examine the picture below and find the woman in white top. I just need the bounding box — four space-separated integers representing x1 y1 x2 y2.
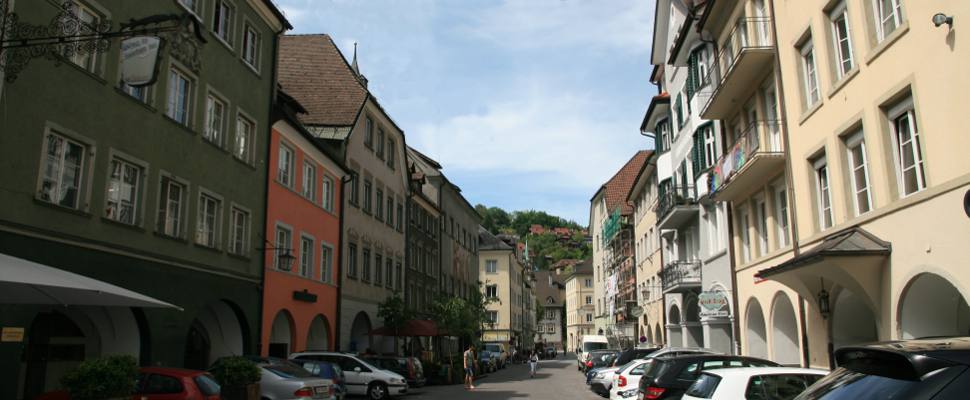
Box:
529 351 539 378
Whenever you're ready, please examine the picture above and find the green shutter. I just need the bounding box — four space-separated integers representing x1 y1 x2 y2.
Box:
691 131 701 179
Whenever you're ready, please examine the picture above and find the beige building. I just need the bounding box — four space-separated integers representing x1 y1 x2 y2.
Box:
564 259 596 352
627 153 666 347
479 228 527 347
696 0 970 367
535 269 566 351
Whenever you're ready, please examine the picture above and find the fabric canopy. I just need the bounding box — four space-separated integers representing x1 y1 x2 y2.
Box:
370 319 446 337
0 252 182 310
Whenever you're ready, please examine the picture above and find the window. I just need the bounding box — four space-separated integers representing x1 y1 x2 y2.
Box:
364 117 374 149
386 195 394 226
348 243 358 278
277 144 294 187
586 313 593 323
814 156 834 229
158 177 186 237
166 67 194 126
487 311 498 323
486 260 497 273
739 208 751 262
889 102 925 197
396 202 403 231
65 1 100 72
376 129 385 159
275 226 292 270
385 257 393 289
845 131 872 215
196 192 221 247
744 374 822 400
242 23 259 69
204 94 227 145
322 176 334 211
584 278 592 288
387 138 396 169
774 186 790 247
349 171 359 206
756 198 768 255
363 179 372 214
657 119 671 153
362 247 371 282
585 296 592 305
674 93 683 131
374 254 383 285
873 0 904 41
212 0 234 44
105 158 141 225
121 81 151 103
396 262 402 290
800 38 820 107
234 115 254 163
703 125 717 168
302 162 316 201
299 236 313 278
178 0 202 14
229 206 250 256
375 189 384 220
829 2 855 79
486 284 498 298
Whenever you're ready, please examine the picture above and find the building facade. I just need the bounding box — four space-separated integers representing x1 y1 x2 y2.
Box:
626 152 666 347
564 259 595 352
405 147 442 314
479 228 524 346
279 34 409 354
0 0 288 397
535 269 566 351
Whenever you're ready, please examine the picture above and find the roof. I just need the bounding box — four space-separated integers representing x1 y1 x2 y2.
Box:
261 0 293 30
626 152 658 203
567 259 593 278
479 227 513 251
598 151 652 216
279 34 369 127
534 270 564 306
640 93 670 132
757 226 891 278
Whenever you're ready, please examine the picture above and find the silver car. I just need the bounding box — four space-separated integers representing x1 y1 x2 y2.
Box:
256 358 336 400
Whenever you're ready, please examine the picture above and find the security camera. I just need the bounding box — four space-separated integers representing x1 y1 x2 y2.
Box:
932 13 953 28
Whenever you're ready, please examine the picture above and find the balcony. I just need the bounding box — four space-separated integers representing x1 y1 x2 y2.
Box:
699 17 776 119
661 260 701 293
709 121 785 201
655 185 698 230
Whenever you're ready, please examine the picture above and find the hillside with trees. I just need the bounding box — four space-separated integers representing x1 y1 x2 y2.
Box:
474 205 591 269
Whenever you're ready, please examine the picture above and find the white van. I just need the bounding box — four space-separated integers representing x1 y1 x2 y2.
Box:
577 335 610 370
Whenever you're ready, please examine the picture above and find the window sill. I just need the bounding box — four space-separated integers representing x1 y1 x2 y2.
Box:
865 22 910 66
212 33 236 54
153 230 189 244
61 57 108 85
33 197 92 217
162 115 197 135
114 87 156 112
241 59 261 77
101 216 145 232
826 67 860 99
202 136 231 154
194 241 224 254
231 154 257 170
798 100 824 126
227 252 252 261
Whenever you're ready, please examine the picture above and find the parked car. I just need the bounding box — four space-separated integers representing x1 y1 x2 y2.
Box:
682 367 827 400
589 348 718 391
361 355 426 388
609 358 655 399
35 367 222 400
579 335 611 370
635 354 779 400
289 351 408 399
546 346 558 359
297 360 347 400
483 343 509 368
590 364 622 397
612 346 661 368
583 350 620 373
479 350 498 373
794 337 970 400
243 357 334 400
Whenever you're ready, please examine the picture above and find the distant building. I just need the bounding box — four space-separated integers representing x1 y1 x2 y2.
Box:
479 228 527 348
535 269 566 351
564 259 595 352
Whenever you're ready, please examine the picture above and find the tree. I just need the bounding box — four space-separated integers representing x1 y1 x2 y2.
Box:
377 292 414 354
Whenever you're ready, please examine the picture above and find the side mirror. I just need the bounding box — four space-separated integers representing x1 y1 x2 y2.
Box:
354 367 362 373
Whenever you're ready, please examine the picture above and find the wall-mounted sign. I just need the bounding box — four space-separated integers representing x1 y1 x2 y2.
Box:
1 327 24 342
121 36 162 87
292 289 318 303
698 291 730 318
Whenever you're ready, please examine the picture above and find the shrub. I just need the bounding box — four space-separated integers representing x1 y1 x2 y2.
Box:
61 355 138 400
210 356 260 386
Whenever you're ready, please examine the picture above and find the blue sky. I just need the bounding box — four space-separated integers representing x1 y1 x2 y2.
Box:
275 0 657 225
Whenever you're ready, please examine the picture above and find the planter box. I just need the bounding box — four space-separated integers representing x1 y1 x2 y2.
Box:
221 383 260 400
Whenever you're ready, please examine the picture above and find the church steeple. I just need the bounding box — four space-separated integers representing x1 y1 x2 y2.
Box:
351 42 359 75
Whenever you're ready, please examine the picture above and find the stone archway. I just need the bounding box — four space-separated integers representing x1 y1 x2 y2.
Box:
269 310 295 358
832 288 878 349
667 304 682 347
306 315 331 351
655 324 662 346
745 298 768 359
770 293 800 366
683 296 703 348
185 300 246 369
899 273 970 339
350 312 373 353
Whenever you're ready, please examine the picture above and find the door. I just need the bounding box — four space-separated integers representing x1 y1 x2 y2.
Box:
24 312 86 399
183 321 210 371
334 356 371 395
763 85 781 151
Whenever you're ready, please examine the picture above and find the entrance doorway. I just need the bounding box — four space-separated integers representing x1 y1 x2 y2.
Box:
899 273 970 339
23 312 86 399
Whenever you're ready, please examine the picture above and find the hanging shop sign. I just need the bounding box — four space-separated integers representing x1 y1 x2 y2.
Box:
698 290 730 318
120 36 162 86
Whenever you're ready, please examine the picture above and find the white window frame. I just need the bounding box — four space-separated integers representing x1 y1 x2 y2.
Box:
320 242 334 283
845 130 872 215
104 155 143 225
486 284 498 298
241 21 260 71
166 65 195 127
486 259 498 273
195 189 222 248
800 38 820 107
274 224 293 271
888 99 926 197
157 174 188 238
703 125 718 168
302 161 317 201
234 112 256 164
300 234 314 278
277 143 294 187
585 296 592 305
322 175 334 211
774 185 790 247
229 204 251 256
739 207 751 262
212 0 235 46
204 91 228 146
829 2 855 79
65 1 102 73
755 198 769 255
814 157 834 229
873 0 904 42
38 129 91 210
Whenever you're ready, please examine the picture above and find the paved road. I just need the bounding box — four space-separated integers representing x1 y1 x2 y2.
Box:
401 354 604 399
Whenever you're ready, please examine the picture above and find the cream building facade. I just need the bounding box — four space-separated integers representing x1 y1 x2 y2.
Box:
479 228 526 347
696 0 970 368
564 259 595 352
627 154 666 347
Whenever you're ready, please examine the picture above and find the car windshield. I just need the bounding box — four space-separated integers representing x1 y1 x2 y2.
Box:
265 362 315 379
584 342 609 352
685 373 721 398
485 344 502 353
794 366 964 400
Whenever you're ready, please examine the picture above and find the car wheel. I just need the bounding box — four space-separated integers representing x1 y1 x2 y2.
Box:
368 382 388 400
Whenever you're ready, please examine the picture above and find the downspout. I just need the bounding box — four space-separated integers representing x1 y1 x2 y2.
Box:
336 173 352 351
726 202 741 355
766 0 809 367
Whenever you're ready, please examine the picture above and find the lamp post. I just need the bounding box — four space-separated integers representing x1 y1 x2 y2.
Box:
817 278 830 319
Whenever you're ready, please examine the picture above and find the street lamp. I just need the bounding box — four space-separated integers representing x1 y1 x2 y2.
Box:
932 13 954 28
260 240 296 272
817 278 831 319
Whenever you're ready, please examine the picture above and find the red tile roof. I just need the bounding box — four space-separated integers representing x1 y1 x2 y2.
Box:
603 150 652 216
279 34 368 127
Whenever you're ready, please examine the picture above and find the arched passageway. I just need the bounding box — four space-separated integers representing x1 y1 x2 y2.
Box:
770 293 800 366
306 315 331 351
349 312 373 353
832 289 878 349
667 304 682 347
745 299 768 359
900 273 970 339
185 300 246 369
269 310 295 358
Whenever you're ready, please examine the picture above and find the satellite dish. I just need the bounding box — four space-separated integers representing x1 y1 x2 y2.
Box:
120 36 162 87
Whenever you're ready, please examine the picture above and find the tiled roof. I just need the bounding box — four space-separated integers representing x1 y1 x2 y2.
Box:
479 226 513 251
279 34 368 127
602 151 652 216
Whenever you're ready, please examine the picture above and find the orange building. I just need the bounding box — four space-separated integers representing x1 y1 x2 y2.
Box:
261 93 348 357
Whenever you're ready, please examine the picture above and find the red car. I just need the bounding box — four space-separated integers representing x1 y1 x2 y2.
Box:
36 367 221 400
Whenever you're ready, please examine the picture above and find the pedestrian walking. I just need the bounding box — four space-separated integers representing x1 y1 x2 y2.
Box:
463 344 476 390
529 351 539 378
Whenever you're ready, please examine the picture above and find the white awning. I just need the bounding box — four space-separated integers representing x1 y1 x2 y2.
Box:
0 252 182 310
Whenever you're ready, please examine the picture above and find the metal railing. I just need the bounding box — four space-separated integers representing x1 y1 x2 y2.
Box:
661 260 701 291
709 120 783 193
698 17 775 113
655 184 696 221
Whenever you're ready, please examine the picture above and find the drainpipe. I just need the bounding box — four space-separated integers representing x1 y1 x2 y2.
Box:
765 0 809 368
335 173 353 351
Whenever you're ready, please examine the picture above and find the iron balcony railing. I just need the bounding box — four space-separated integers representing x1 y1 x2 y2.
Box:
661 260 702 291
709 120 783 193
655 184 696 221
697 17 775 112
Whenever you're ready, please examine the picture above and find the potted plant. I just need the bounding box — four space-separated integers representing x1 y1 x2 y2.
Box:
210 356 261 400
61 355 138 400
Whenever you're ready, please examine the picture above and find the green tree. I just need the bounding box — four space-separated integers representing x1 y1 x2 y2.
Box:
377 292 414 354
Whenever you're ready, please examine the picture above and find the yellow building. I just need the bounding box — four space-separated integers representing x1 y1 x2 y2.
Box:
697 0 970 367
627 153 666 346
564 259 596 352
478 227 527 348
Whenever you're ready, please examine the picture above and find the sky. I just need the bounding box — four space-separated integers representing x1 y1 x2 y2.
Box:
275 0 657 226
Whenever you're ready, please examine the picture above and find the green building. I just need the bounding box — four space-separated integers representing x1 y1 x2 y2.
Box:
0 0 288 398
